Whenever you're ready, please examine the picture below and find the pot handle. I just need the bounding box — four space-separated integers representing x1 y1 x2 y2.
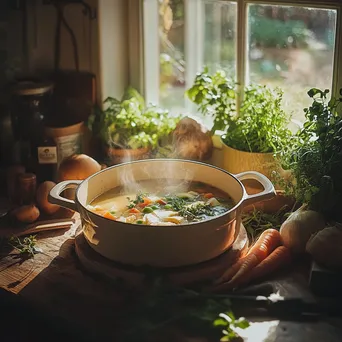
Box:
48 180 82 212
235 171 276 207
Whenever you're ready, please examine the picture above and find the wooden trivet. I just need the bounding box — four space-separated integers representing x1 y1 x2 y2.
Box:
75 224 249 288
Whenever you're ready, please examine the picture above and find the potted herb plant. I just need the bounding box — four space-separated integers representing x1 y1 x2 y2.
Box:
186 68 292 180
87 87 180 165
278 88 342 222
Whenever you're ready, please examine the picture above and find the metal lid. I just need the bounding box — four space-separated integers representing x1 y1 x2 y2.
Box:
12 81 54 96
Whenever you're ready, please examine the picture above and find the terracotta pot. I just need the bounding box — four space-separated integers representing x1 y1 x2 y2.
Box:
48 159 276 267
221 137 278 179
105 146 150 165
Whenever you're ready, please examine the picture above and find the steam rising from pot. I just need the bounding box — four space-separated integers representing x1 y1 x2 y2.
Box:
116 151 195 195
107 116 212 193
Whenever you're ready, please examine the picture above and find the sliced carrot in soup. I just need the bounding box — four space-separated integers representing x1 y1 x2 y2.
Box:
103 211 117 220
138 198 152 208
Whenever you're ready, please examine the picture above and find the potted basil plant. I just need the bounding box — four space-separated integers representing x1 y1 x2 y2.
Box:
186 68 292 180
87 87 180 165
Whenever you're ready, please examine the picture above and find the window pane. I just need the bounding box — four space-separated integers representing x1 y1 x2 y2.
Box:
159 0 185 111
158 0 237 114
247 5 337 125
203 1 237 78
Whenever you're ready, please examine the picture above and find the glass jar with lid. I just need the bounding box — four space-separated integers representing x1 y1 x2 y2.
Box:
11 80 54 141
10 80 54 167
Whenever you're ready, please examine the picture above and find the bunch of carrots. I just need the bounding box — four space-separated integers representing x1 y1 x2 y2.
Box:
211 229 292 292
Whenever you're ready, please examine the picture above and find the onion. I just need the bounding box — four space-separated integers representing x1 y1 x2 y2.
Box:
279 205 325 254
58 154 101 181
306 226 342 270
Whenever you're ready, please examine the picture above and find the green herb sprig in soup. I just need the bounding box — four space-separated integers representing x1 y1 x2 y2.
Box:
87 180 234 225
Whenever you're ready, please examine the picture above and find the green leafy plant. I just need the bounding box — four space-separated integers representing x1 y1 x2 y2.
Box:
214 311 249 341
242 207 291 241
278 88 342 221
87 87 180 150
186 68 292 153
186 68 237 134
118 277 249 342
8 235 41 258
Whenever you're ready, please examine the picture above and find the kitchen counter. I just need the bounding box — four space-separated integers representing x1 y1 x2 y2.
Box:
0 215 341 342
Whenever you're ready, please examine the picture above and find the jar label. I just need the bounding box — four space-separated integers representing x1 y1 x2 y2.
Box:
55 133 82 166
38 146 58 164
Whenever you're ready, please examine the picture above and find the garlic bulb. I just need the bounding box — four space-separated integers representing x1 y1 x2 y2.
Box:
279 206 325 254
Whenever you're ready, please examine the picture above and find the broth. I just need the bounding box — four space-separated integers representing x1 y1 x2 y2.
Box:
87 179 234 225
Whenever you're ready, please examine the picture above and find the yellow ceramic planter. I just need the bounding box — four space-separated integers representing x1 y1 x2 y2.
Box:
221 137 278 180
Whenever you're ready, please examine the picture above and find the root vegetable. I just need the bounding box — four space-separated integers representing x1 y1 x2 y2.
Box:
172 117 213 161
213 246 292 292
58 154 101 181
306 226 342 270
12 205 40 223
214 228 282 285
280 206 325 254
248 246 292 282
36 181 60 215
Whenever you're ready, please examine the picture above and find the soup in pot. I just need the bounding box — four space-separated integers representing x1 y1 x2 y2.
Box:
87 179 234 225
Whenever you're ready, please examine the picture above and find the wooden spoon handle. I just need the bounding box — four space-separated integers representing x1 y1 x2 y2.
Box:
16 218 75 237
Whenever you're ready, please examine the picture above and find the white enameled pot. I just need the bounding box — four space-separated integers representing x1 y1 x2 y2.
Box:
48 159 276 267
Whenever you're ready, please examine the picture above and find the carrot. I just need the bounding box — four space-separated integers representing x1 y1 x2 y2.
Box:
245 228 282 258
213 257 246 285
248 246 292 283
129 208 140 214
94 206 105 212
204 193 214 199
157 199 167 205
214 229 282 285
138 198 152 208
212 246 292 292
103 211 117 220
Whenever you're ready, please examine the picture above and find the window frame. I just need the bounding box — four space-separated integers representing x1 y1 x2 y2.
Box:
129 0 342 113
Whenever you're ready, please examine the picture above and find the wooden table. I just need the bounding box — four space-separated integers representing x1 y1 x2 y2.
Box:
0 215 342 342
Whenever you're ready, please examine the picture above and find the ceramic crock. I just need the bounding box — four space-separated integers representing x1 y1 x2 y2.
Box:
48 159 276 267
221 135 277 180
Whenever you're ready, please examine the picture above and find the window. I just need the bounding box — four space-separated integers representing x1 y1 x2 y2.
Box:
142 0 339 128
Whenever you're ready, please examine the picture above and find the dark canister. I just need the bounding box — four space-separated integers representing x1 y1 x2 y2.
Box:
10 81 55 177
